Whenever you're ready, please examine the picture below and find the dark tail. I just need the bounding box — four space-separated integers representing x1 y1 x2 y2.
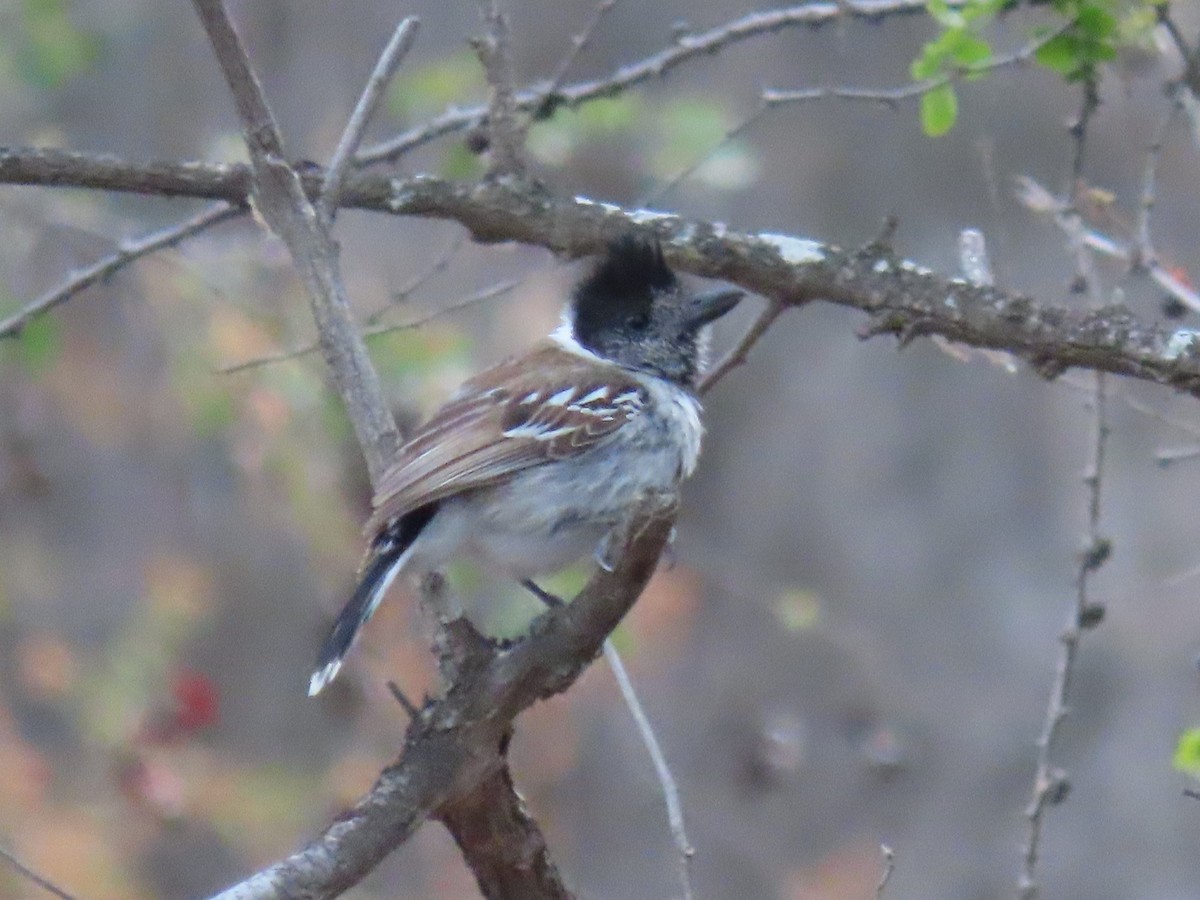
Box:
308 504 437 696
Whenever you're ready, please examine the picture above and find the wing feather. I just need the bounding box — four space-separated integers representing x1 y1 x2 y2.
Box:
367 344 648 532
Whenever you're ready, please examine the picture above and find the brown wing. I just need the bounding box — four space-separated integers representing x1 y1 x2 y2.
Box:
366 343 647 532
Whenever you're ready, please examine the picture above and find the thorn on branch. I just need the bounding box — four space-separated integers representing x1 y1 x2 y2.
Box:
1081 536 1111 572
387 680 421 718
1078 601 1106 630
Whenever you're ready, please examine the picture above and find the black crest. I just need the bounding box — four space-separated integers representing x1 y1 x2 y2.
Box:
572 236 677 346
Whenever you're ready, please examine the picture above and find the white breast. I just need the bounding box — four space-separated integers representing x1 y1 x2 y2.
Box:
639 376 704 478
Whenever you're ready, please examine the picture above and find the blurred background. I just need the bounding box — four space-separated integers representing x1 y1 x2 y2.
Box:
3 1 1200 897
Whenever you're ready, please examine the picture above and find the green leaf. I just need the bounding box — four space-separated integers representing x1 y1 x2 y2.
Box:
911 44 944 81
926 0 964 28
920 83 958 136
1173 728 1200 778
1076 5 1118 40
1035 34 1083 76
13 314 61 375
953 34 993 69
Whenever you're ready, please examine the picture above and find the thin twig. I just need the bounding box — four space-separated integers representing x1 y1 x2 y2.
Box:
602 639 693 900
218 277 520 375
191 0 400 483
1018 76 1110 900
386 679 420 718
1014 173 1200 313
641 101 771 206
317 16 420 223
1134 91 1181 271
367 232 469 326
356 1 933 166
763 21 1067 113
697 300 785 395
0 202 241 339
473 0 526 177
544 0 620 98
0 844 76 900
875 844 896 899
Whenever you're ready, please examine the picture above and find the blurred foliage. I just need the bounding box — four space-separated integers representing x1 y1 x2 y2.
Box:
913 0 1155 135
529 93 759 192
6 0 103 90
6 314 61 375
1173 727 1200 778
388 49 485 120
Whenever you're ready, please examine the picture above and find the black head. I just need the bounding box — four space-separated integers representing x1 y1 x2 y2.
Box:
570 236 743 384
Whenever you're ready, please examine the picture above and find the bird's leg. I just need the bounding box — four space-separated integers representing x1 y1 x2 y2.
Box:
521 579 565 608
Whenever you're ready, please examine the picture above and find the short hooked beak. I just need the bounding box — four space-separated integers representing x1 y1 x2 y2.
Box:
685 286 744 329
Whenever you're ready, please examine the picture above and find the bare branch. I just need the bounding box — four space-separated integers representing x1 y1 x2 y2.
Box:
875 844 896 899
0 202 241 339
641 101 771 206
762 20 1065 113
1015 174 1200 313
318 16 420 223
603 639 693 900
217 277 520 375
472 0 526 177
438 755 573 900
6 152 1200 399
1019 76 1110 900
190 0 400 483
1135 91 1181 271
1018 375 1110 899
356 0 933 166
544 0 620 97
0 843 76 900
698 301 786 395
210 494 676 899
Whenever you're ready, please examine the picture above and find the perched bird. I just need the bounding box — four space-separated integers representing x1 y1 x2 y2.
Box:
309 237 743 696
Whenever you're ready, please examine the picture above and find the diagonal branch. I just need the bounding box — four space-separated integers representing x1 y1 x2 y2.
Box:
317 16 420 223
0 202 242 339
438 750 573 900
190 0 400 482
0 843 76 900
211 495 676 899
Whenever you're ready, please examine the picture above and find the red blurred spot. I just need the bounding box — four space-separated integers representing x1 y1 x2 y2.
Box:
172 670 219 732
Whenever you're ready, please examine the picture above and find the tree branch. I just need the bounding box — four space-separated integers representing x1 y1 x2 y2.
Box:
354 0 932 166
438 747 573 900
472 0 527 177
0 202 242 339
317 16 420 223
0 843 76 900
5 148 1200 400
189 0 400 483
211 495 676 899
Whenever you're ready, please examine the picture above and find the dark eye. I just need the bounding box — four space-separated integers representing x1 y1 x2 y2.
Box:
625 312 651 330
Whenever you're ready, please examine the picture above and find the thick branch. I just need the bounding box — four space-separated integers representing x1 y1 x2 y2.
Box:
212 496 675 899
4 148 1198 400
439 753 573 900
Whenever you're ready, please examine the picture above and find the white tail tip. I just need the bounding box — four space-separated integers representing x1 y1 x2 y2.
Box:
308 660 342 697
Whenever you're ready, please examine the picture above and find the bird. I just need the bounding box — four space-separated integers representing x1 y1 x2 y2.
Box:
308 236 743 696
